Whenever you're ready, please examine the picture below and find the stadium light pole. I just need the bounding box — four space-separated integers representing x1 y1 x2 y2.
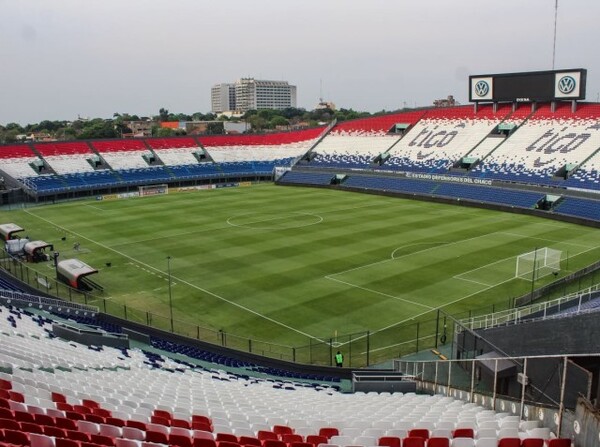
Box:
167 256 174 332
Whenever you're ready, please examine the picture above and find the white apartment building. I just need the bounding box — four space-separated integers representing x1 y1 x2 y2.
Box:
211 78 297 113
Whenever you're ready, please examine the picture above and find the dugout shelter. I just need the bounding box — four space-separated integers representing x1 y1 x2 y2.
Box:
57 258 100 291
0 223 24 241
24 241 54 263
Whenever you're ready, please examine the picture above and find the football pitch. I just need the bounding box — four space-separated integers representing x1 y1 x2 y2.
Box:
4 183 600 365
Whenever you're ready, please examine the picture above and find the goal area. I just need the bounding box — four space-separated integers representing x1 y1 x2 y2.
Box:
139 184 169 197
515 247 562 281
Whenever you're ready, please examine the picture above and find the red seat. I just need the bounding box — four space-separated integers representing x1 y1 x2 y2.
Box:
378 437 400 447
103 419 124 428
55 439 80 447
19 423 44 435
402 438 425 447
0 380 11 390
7 393 24 404
452 429 474 439
281 434 302 445
193 439 217 447
89 435 115 447
238 437 261 447
171 419 191 429
3 429 30 446
90 410 111 419
123 421 146 431
0 410 13 420
152 410 172 422
81 401 99 411
0 399 11 410
521 440 544 447
42 426 66 438
288 443 312 447
192 416 211 425
65 431 91 442
273 427 293 438
257 432 278 442
547 440 571 447
408 429 429 440
317 429 338 440
217 442 240 447
14 413 35 424
426 438 449 447
215 435 236 443
305 435 327 447
72 407 91 416
170 434 193 447
50 394 66 404
0 420 20 431
145 431 168 444
262 440 286 447
80 442 104 447
149 416 169 426
32 415 54 427
497 439 521 447
83 415 105 425
56 404 73 412
55 419 78 431
64 413 84 422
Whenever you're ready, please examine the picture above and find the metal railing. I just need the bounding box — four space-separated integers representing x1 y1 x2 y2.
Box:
457 283 600 332
394 353 595 438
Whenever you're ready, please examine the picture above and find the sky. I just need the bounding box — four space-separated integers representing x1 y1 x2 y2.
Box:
1 0 599 125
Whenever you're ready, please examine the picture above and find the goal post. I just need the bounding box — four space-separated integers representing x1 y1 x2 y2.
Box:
138 184 169 197
515 247 562 281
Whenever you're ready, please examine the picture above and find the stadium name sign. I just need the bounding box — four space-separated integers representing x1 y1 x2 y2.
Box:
405 172 493 185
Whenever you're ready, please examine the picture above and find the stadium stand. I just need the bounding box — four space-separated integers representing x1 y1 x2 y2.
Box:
0 145 40 180
305 111 424 169
471 103 600 186
0 301 567 447
145 138 201 167
33 143 96 176
380 106 511 174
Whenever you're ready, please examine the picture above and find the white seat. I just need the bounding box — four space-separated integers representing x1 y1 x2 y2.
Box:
475 429 496 439
99 424 123 438
353 436 376 446
122 427 146 441
452 439 475 447
474 439 497 447
29 434 55 447
519 421 540 431
524 427 552 440
77 420 100 435
329 436 353 447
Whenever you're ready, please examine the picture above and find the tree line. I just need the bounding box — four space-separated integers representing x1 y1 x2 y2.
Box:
0 107 407 144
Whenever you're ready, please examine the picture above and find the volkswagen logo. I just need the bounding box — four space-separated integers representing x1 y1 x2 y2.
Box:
558 75 576 94
474 80 490 97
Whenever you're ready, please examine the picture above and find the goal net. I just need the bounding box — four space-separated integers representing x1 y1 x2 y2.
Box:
138 184 169 197
515 247 562 281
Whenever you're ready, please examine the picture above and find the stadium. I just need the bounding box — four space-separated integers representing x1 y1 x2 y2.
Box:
2 65 600 447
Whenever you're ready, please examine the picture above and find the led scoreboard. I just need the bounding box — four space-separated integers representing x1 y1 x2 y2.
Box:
469 69 587 103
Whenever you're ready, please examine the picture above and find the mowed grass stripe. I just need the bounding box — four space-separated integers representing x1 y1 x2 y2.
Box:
9 184 600 347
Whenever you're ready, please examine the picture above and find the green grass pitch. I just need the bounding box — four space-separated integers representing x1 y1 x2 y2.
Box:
4 183 600 365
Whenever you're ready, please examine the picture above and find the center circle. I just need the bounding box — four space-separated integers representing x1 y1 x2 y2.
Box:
227 212 323 230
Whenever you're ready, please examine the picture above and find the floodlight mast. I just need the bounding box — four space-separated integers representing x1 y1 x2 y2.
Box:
552 0 558 69
167 256 173 332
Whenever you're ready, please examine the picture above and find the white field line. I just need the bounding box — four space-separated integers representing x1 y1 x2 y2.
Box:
325 276 434 310
22 209 325 343
364 242 600 354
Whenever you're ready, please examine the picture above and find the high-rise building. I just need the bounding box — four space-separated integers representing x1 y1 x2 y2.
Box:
211 83 236 114
211 78 297 113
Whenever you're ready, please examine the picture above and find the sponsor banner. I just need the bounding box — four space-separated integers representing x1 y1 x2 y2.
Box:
176 185 216 192
554 72 581 99
405 172 493 186
239 182 252 187
470 77 493 101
